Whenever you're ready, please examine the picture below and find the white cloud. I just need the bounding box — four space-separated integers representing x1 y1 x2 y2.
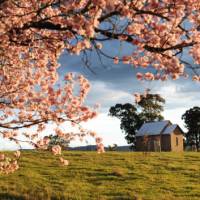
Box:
153 80 200 109
163 108 187 131
79 113 127 146
86 81 133 112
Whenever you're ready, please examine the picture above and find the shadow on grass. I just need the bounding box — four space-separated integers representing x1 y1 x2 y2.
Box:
0 193 25 200
0 193 61 200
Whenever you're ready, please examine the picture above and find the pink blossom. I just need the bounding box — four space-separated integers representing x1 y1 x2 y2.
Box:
97 143 105 154
43 136 50 145
192 75 199 82
96 42 103 49
95 137 103 144
114 57 119 64
52 145 62 155
14 151 21 159
136 73 143 80
144 72 154 81
0 154 5 161
59 157 69 166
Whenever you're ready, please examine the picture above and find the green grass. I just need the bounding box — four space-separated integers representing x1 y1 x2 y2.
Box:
0 151 199 200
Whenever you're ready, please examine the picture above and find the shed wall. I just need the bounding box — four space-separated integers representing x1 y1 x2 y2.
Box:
161 135 171 151
136 135 162 151
170 128 184 152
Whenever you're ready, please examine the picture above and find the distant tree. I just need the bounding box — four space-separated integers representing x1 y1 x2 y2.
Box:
108 144 118 151
48 135 70 150
109 103 141 147
109 92 165 147
137 92 165 122
182 107 200 151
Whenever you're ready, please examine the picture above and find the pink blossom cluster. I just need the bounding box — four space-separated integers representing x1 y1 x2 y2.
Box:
96 137 105 153
192 75 200 82
134 89 152 104
0 70 99 172
59 157 69 166
0 151 20 174
51 145 69 166
0 0 200 85
52 145 62 155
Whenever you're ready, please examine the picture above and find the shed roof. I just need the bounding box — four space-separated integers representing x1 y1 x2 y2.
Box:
162 124 177 134
136 120 176 136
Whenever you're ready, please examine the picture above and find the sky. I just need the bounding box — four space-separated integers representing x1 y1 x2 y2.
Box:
1 40 200 150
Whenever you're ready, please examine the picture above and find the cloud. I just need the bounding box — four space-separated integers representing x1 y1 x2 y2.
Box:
78 113 127 146
153 80 200 110
163 108 187 131
86 81 133 112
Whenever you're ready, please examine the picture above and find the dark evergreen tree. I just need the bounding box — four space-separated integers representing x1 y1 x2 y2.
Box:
109 103 141 146
182 107 200 150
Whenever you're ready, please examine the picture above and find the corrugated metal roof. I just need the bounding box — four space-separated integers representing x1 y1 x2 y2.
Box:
136 120 171 136
162 124 177 134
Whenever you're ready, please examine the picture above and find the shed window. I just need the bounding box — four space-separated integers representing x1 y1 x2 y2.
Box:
176 137 178 146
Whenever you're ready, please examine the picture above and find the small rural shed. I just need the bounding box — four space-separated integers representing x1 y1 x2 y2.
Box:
136 120 184 152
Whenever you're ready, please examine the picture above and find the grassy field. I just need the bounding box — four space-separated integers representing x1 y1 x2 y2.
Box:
0 151 199 200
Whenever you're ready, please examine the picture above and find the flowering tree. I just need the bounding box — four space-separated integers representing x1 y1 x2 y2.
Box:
0 0 200 173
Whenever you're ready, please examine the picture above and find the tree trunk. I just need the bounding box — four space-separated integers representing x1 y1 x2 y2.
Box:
195 134 199 151
196 141 199 151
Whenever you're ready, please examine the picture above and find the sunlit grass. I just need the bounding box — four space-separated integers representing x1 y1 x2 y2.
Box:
0 151 199 200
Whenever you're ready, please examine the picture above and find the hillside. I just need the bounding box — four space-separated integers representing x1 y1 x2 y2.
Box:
0 151 199 200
